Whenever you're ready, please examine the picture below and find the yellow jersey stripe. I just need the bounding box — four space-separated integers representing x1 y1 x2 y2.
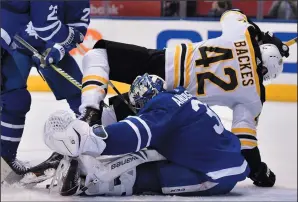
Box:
240 140 258 147
245 30 260 97
232 128 256 136
173 45 182 88
82 85 105 94
185 43 194 88
82 75 108 84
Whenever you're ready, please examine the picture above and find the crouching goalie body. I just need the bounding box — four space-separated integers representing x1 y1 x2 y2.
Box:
43 74 249 196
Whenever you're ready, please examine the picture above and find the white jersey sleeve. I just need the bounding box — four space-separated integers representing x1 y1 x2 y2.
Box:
231 102 262 150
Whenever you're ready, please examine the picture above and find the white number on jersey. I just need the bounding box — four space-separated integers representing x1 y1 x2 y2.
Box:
196 46 238 95
81 8 90 22
47 5 58 21
191 99 224 135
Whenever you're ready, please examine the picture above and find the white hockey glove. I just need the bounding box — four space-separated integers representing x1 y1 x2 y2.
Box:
43 110 108 157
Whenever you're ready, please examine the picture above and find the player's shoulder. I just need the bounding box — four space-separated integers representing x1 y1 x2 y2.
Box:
1 1 30 13
144 87 193 110
220 9 248 23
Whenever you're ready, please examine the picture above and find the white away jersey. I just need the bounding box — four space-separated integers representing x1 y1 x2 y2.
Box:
165 10 265 150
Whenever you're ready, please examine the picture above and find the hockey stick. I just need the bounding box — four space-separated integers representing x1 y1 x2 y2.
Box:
285 37 297 46
14 35 112 110
14 34 83 90
50 149 165 195
76 44 137 114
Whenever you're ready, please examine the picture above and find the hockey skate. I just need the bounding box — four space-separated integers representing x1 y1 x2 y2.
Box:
1 157 30 185
20 152 63 186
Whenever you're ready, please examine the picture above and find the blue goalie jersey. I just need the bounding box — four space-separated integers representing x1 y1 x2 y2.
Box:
103 87 249 183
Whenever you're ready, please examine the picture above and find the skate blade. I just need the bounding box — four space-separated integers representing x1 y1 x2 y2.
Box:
20 168 56 186
1 158 23 185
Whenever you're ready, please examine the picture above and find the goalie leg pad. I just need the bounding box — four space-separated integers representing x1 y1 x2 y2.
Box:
84 168 136 196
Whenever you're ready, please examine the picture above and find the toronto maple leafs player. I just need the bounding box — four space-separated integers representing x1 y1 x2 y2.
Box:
1 1 90 182
43 74 249 196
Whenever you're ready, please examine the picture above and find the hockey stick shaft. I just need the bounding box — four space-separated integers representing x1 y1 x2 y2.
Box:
14 34 82 90
285 37 297 46
76 44 137 114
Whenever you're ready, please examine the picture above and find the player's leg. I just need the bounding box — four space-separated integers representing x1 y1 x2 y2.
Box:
153 161 237 196
94 39 165 83
22 54 82 184
1 52 32 177
66 160 238 197
80 40 165 116
38 53 82 115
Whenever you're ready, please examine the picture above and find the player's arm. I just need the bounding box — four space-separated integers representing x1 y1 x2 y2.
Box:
64 1 90 37
102 110 169 155
220 9 289 57
26 1 90 67
44 109 169 158
232 103 276 187
29 1 89 48
1 28 14 55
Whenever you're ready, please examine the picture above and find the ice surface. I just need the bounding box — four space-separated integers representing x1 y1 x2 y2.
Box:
1 93 297 201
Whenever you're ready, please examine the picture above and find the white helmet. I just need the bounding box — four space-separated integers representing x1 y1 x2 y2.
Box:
259 44 283 81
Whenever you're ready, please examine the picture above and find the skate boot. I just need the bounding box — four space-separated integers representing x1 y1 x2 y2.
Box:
20 152 63 185
1 157 30 184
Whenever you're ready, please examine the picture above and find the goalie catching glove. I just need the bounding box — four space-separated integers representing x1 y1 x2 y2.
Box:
44 110 108 157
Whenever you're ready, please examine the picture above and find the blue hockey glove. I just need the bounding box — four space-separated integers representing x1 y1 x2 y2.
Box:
60 27 85 52
32 43 65 68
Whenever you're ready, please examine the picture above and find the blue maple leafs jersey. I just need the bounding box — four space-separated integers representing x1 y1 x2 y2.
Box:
1 1 90 53
103 87 249 182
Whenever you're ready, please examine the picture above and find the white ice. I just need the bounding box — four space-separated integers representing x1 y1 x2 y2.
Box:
1 93 297 201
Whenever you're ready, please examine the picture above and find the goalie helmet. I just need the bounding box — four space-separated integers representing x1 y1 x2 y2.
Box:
129 73 166 109
259 44 284 81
